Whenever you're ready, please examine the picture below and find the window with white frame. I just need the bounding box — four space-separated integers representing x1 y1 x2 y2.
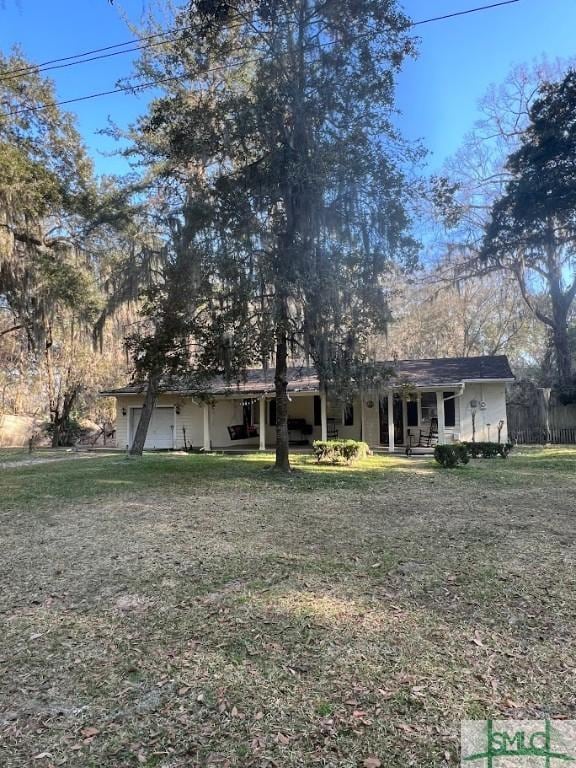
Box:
420 392 437 423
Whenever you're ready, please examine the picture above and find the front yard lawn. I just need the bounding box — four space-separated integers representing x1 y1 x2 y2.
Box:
1 448 576 767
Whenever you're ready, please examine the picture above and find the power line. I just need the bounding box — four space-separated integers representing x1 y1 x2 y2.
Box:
0 15 297 82
412 0 519 26
3 0 521 119
0 0 520 83
1 25 194 79
0 37 180 84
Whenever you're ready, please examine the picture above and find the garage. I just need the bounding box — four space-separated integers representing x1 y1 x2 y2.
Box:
129 407 174 450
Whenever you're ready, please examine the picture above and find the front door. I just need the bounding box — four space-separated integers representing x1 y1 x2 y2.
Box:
379 394 404 445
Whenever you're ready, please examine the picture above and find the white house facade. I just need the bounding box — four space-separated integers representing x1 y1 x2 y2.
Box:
102 356 514 454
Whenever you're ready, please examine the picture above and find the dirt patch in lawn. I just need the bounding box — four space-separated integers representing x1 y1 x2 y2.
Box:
1 451 576 767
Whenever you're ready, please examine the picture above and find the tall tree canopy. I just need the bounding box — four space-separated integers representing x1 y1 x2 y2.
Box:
129 0 419 468
0 52 156 442
0 51 100 344
481 69 576 391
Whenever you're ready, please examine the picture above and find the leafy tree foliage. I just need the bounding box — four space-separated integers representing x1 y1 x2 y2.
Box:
382 266 543 368
130 0 419 468
431 59 576 391
0 53 156 441
481 69 576 391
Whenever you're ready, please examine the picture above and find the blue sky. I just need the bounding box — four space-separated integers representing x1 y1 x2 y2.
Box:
1 0 575 175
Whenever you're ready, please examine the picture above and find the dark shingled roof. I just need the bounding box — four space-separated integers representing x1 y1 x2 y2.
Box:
388 355 515 387
101 355 514 396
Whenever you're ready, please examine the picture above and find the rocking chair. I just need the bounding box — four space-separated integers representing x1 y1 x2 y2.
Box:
405 418 438 456
416 417 438 447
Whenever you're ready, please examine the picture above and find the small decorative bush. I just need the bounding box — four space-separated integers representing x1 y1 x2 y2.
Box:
44 417 84 447
434 443 470 468
462 441 513 459
313 439 369 464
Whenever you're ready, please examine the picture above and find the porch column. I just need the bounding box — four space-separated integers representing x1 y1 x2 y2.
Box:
436 391 446 445
259 397 266 451
360 390 366 443
320 390 328 441
387 389 395 453
126 407 132 452
401 394 408 446
203 403 211 451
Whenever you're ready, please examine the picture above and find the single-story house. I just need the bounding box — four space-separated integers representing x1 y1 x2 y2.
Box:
101 355 514 453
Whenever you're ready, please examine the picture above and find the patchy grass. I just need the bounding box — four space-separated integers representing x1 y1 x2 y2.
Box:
1 448 576 767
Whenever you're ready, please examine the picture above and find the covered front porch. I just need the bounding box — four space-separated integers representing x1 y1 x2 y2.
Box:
202 387 462 453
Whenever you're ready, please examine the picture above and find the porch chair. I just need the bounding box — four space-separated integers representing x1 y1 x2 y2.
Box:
416 417 438 447
405 417 439 456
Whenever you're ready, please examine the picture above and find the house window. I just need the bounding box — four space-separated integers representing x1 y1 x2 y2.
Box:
313 395 322 426
407 399 419 427
343 401 354 426
443 392 456 428
420 392 437 423
269 398 276 426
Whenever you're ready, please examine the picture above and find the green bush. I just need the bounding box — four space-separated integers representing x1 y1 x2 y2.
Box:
434 443 470 468
312 439 369 464
44 417 84 447
462 441 512 459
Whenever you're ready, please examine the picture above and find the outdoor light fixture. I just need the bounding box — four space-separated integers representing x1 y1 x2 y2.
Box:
121 407 127 416
175 405 181 414
366 399 374 408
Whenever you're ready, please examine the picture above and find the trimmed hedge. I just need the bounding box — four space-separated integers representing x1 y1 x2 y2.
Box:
312 439 370 464
462 441 513 459
434 443 470 468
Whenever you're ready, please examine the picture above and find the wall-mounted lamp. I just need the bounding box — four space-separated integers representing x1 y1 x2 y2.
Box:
175 405 181 415
121 407 127 416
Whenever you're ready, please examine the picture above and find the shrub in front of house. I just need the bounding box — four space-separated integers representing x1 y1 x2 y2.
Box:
434 443 470 468
462 441 513 459
312 439 369 464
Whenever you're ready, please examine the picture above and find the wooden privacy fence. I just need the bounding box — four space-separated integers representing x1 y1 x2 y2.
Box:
508 393 576 444
0 414 35 447
511 426 576 445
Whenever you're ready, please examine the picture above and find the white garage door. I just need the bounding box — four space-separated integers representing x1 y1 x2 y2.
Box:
130 407 174 450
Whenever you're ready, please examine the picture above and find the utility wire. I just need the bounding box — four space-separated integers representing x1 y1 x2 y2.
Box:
0 16 302 82
1 24 196 79
411 0 519 26
3 0 521 118
0 0 521 83
0 38 182 84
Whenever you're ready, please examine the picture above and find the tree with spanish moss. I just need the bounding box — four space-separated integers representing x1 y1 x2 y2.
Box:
130 0 419 469
0 52 154 443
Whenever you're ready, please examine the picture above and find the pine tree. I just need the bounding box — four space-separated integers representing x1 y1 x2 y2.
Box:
130 0 419 468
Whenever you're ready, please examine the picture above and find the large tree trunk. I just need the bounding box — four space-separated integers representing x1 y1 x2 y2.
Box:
553 322 572 389
129 371 161 456
51 387 79 447
274 327 291 472
547 229 573 389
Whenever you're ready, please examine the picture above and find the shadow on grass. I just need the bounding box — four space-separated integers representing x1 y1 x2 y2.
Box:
0 451 438 511
2 447 576 513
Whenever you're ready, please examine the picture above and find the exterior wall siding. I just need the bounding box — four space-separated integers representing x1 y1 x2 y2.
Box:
459 383 508 443
113 384 508 450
